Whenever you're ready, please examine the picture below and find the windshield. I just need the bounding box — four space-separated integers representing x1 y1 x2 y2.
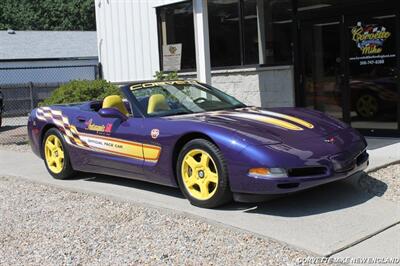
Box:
129 81 246 117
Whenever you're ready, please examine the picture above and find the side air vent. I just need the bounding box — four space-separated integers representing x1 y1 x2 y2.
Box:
277 183 300 189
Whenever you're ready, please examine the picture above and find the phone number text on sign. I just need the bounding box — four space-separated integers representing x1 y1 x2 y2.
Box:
359 59 385 66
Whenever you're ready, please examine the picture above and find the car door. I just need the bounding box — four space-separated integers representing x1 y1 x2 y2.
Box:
72 110 145 175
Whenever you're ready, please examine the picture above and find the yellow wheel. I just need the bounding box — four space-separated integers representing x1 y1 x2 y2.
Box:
42 128 76 179
177 139 232 208
44 135 64 174
181 149 219 201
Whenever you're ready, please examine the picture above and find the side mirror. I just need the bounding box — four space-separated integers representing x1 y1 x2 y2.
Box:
98 108 128 121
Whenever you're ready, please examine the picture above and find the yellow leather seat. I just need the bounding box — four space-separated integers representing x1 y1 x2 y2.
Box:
147 94 170 114
102 95 129 116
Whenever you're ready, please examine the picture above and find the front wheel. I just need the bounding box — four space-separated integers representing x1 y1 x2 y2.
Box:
177 139 232 208
42 128 76 179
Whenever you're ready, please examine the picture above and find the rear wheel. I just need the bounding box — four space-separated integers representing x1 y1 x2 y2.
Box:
177 139 232 208
43 128 76 179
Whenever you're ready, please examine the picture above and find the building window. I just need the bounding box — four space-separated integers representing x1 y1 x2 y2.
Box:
156 0 294 70
297 0 381 12
157 1 196 70
242 0 260 65
208 0 242 67
261 0 294 65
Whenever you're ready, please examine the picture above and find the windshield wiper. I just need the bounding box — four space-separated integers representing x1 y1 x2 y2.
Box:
209 104 247 112
163 110 193 117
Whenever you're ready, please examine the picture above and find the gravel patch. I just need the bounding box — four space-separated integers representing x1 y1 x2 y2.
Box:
0 125 28 145
359 164 400 203
0 143 31 152
0 176 314 265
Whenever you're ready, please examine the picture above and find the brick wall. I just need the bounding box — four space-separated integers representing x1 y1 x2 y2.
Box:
209 65 295 108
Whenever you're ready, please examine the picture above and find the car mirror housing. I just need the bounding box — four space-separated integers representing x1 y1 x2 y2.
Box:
98 108 128 121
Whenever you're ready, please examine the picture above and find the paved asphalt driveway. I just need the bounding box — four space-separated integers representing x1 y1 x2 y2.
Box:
0 146 399 259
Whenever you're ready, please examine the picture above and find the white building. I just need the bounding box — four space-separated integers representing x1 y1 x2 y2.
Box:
95 0 400 136
95 0 294 108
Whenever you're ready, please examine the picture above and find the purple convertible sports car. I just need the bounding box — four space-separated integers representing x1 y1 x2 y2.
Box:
28 80 369 208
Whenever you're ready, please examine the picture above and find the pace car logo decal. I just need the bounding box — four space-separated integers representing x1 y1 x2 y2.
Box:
85 119 113 133
151 129 160 139
36 107 161 163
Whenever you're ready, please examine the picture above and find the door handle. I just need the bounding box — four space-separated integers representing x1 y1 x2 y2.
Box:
77 116 87 123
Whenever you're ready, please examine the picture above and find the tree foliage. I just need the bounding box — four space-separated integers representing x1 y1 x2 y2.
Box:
0 0 95 31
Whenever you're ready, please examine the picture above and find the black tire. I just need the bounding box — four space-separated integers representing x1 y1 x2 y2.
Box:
42 128 76 180
176 139 232 208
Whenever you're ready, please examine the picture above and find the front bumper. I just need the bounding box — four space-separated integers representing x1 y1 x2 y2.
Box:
232 150 369 202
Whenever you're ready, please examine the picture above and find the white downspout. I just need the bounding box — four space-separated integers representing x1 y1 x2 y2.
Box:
193 0 211 84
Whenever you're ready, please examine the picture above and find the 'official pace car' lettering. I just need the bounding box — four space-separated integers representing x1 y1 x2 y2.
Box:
79 132 160 162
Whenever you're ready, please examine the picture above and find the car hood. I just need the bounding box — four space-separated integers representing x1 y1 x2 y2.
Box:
169 107 351 146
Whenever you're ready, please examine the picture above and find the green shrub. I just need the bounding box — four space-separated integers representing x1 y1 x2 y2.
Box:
154 71 179 81
40 80 120 106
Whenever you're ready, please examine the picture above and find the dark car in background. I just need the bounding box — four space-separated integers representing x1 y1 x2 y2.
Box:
351 66 399 119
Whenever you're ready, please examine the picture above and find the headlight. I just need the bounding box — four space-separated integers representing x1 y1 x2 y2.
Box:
248 167 287 178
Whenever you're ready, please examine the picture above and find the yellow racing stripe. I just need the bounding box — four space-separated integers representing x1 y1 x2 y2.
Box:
250 109 314 129
228 113 303 131
143 145 162 162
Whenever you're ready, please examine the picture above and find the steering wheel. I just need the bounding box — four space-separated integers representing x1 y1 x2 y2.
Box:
193 97 207 104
